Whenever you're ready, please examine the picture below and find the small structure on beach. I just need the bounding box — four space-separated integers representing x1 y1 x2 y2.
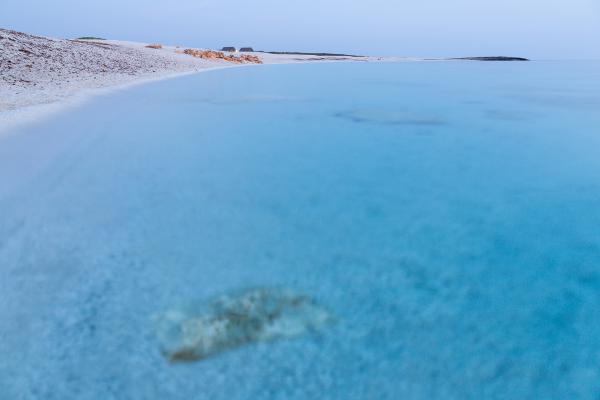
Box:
221 47 237 52
240 47 254 52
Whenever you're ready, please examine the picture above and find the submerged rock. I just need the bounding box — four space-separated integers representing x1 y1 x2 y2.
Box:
154 288 334 363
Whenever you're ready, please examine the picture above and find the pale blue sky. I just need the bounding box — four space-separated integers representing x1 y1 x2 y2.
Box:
1 0 599 59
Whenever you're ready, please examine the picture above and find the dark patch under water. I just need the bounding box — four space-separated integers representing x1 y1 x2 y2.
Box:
334 109 446 126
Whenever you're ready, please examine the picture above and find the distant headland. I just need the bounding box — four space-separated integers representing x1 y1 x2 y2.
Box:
451 56 530 61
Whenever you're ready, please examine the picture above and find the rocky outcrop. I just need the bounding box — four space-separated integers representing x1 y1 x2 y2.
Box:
182 49 263 64
153 287 334 363
145 44 163 49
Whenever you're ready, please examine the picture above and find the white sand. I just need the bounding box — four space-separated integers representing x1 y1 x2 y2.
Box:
0 29 391 134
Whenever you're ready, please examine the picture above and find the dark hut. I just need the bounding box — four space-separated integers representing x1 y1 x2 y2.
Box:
221 47 237 52
240 47 254 52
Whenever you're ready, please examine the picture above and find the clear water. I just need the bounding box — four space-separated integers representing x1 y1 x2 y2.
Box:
1 61 600 399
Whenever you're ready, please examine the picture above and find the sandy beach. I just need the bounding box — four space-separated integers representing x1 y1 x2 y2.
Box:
0 28 387 134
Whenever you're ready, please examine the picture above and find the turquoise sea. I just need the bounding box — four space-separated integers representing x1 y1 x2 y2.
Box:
1 61 600 399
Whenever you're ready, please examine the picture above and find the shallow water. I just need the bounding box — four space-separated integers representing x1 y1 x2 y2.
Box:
1 61 600 399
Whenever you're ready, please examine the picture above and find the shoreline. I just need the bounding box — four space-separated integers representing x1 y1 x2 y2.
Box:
1 28 528 135
0 60 374 136
0 66 232 136
0 29 390 135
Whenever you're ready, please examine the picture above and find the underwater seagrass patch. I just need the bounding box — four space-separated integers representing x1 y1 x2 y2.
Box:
153 287 335 363
335 109 446 126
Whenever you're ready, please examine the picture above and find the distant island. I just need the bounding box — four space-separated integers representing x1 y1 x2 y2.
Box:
451 56 530 61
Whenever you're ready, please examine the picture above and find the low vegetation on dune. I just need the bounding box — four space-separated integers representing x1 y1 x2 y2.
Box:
181 49 262 64
76 36 106 40
145 44 163 49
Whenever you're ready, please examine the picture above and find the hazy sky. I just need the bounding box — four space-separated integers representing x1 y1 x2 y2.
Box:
1 0 599 59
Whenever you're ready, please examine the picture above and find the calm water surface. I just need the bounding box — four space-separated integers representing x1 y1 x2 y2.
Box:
1 61 600 399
